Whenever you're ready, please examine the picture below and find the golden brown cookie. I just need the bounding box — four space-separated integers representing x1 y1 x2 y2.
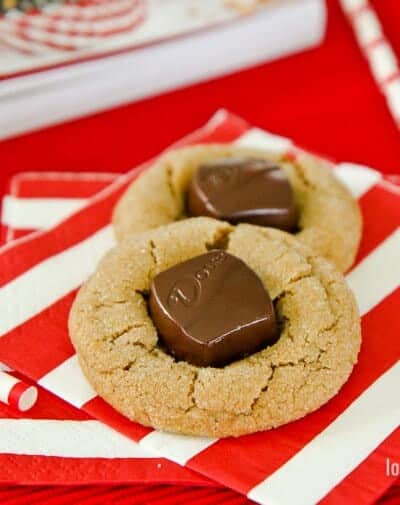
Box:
113 144 362 272
69 217 361 438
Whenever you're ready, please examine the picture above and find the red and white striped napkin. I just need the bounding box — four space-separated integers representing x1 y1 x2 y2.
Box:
0 110 399 504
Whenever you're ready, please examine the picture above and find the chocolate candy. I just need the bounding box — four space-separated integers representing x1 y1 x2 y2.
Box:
187 158 297 231
149 250 278 367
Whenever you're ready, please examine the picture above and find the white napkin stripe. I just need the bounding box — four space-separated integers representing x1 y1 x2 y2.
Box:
1 196 88 230
139 431 217 466
385 78 400 121
0 225 116 338
346 228 400 316
0 371 19 403
234 127 293 153
334 162 381 198
247 360 400 505
38 355 97 408
0 418 154 458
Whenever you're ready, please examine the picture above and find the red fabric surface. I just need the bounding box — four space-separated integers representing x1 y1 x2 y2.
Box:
0 0 400 196
0 485 248 505
0 0 399 504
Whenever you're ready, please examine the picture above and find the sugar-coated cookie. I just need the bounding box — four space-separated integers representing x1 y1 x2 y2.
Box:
69 218 361 437
113 145 362 272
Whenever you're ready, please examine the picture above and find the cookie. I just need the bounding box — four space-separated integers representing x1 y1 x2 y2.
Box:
69 217 361 438
112 144 362 272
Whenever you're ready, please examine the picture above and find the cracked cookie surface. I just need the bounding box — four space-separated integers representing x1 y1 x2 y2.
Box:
112 144 362 272
69 217 361 437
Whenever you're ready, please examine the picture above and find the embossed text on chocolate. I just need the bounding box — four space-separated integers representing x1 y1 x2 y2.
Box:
167 251 227 307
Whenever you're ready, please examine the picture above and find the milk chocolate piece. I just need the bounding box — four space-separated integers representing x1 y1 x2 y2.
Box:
149 251 278 367
187 158 297 231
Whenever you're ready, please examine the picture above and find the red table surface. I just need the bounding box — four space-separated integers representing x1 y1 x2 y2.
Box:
0 0 399 504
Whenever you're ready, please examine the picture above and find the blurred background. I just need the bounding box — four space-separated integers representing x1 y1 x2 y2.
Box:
0 0 399 196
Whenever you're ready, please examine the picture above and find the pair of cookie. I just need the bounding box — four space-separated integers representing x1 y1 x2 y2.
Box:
69 145 362 438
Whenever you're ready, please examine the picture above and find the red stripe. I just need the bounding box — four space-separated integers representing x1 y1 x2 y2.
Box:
380 482 400 505
84 396 152 441
0 114 247 288
13 174 117 198
320 428 400 505
189 289 400 493
0 455 212 486
7 381 31 411
0 485 241 505
0 224 8 246
6 229 36 241
355 184 400 264
0 292 77 380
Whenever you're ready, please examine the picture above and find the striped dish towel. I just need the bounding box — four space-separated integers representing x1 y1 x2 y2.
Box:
0 110 399 505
